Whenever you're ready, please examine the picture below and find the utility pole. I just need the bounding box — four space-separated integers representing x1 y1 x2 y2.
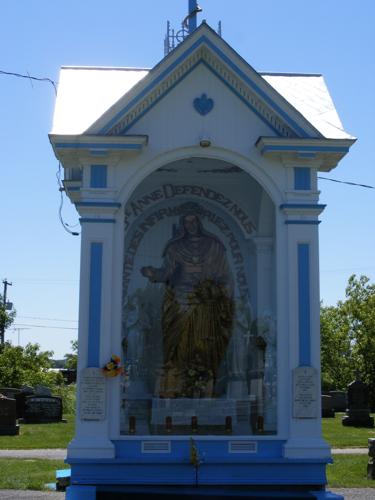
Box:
1 279 12 345
12 327 29 346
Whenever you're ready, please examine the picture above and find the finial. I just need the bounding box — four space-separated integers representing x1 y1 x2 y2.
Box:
185 1 202 34
164 1 221 55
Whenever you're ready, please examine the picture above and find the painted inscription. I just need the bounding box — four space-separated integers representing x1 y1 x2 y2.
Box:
123 202 249 298
124 184 256 235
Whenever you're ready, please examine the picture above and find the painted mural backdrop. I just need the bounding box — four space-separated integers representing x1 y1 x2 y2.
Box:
120 183 276 436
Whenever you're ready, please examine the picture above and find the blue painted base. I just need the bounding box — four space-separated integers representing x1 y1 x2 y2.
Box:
66 441 333 498
65 485 345 499
68 460 328 487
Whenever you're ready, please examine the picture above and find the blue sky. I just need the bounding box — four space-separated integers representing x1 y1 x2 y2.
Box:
0 0 374 359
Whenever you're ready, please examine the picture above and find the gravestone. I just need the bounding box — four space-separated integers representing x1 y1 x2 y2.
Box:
35 385 52 397
342 378 374 428
329 390 347 412
23 395 63 423
15 386 35 419
368 438 375 480
0 387 20 399
321 394 335 418
0 394 19 435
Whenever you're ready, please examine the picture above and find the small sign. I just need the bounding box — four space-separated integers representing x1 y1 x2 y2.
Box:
293 366 318 418
80 368 106 421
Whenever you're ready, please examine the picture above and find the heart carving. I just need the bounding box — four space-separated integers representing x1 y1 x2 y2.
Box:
193 93 214 116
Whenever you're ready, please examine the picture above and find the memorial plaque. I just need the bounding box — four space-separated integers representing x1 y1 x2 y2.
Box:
293 366 318 418
80 368 106 421
24 396 63 423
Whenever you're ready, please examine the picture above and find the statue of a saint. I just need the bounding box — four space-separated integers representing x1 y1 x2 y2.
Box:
141 213 234 398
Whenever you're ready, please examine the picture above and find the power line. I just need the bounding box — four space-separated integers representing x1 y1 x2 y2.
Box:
318 176 375 189
12 323 78 331
17 316 78 323
0 69 57 95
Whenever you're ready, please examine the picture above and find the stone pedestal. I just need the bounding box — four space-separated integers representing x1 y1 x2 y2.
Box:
342 409 374 428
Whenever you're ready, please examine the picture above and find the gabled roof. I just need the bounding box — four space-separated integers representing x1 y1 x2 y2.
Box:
51 23 354 141
51 67 148 135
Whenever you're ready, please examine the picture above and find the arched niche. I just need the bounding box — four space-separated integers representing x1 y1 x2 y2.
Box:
120 157 277 436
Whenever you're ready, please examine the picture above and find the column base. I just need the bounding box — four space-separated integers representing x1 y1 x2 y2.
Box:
67 437 115 459
283 438 331 459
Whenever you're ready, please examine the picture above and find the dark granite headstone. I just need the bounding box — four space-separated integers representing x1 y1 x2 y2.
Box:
34 385 52 397
23 395 63 423
14 386 35 419
0 395 19 435
342 378 374 428
321 394 335 418
329 390 347 412
368 438 375 480
0 387 21 399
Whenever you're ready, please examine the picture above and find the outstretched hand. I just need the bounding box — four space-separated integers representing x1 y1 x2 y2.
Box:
141 266 155 280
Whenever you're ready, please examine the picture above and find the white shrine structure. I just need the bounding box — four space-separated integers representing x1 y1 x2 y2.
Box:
50 3 355 499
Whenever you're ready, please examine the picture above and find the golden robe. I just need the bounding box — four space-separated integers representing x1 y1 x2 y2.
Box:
146 220 234 397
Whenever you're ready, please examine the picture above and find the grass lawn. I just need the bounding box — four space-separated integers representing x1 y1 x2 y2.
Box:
0 415 75 449
322 412 375 448
328 454 374 488
0 458 68 490
0 412 374 450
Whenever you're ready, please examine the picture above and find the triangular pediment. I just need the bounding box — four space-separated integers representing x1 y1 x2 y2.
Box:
86 23 322 139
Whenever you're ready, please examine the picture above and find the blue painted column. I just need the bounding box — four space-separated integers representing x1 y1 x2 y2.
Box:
298 243 311 366
87 242 103 367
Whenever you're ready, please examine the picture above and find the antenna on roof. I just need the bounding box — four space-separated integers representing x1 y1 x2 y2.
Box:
164 1 221 55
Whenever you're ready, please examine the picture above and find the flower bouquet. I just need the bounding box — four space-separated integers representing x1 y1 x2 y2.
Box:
102 355 123 377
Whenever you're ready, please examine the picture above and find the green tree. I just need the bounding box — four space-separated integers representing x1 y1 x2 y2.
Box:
320 275 375 408
320 303 353 391
343 275 375 408
64 339 78 370
0 342 63 388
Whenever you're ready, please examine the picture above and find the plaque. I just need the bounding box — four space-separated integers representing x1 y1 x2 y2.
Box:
293 366 318 418
80 368 106 421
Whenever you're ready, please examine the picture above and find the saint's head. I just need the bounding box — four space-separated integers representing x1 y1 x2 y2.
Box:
182 214 201 236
